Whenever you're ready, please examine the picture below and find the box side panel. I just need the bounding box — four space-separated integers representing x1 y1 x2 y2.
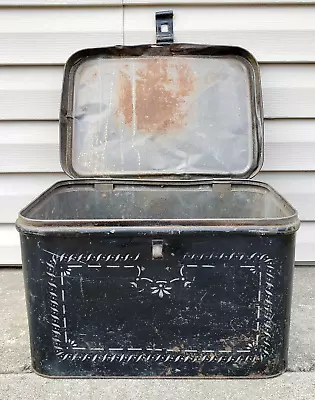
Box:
20 230 295 377
20 234 60 375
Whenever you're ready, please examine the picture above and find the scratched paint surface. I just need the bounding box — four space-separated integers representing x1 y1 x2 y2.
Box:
20 232 295 377
71 56 253 177
47 251 271 361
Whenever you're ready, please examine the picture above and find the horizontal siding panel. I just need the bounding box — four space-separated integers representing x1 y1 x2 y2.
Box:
262 65 315 118
3 222 313 265
0 66 61 120
124 0 315 4
0 119 314 172
0 171 313 223
3 1 315 5
295 223 315 264
263 120 315 171
0 6 315 63
258 172 315 221
0 8 122 64
0 64 314 120
0 173 66 224
1 1 120 5
1 6 315 63
124 5 315 63
0 5 311 33
0 225 21 265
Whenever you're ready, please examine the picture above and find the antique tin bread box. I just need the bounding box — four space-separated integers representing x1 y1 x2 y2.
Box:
16 44 299 378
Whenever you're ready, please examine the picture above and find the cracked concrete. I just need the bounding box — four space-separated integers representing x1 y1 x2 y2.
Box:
0 267 314 399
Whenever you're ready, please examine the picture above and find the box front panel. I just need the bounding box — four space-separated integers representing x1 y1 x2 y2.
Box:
21 231 294 377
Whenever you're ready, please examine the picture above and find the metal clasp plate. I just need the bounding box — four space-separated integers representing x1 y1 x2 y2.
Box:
156 10 174 44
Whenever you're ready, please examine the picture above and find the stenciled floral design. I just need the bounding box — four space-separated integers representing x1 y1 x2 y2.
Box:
44 249 275 365
151 281 172 298
130 265 192 298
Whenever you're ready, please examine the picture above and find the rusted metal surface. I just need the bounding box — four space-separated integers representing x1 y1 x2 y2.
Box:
118 68 132 126
118 59 196 133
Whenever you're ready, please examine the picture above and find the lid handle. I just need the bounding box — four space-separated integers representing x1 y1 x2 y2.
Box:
155 10 174 44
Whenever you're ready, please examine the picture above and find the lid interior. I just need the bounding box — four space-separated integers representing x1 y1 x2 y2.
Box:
60 45 263 179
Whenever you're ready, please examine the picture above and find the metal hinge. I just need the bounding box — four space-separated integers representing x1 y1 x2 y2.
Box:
156 10 174 44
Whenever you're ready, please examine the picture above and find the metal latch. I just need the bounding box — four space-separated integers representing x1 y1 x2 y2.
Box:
152 239 164 259
156 11 174 44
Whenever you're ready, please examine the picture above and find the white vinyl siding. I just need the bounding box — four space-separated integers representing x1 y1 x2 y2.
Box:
1 1 314 264
0 7 123 64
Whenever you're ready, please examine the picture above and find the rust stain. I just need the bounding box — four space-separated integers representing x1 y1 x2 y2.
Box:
117 59 196 133
118 69 133 126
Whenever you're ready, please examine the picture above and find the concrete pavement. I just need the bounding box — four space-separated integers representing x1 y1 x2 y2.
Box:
0 267 314 399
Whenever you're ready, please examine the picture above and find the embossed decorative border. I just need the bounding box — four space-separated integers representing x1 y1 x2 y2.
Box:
45 249 276 364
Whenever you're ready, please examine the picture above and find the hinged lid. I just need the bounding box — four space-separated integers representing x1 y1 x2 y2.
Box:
60 44 263 179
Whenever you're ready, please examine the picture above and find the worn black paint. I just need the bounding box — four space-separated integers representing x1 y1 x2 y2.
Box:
20 231 295 377
17 43 298 379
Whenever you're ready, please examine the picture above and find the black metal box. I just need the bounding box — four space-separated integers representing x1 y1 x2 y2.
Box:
16 44 299 378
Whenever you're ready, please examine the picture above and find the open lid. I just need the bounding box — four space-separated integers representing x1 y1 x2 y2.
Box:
60 44 263 179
